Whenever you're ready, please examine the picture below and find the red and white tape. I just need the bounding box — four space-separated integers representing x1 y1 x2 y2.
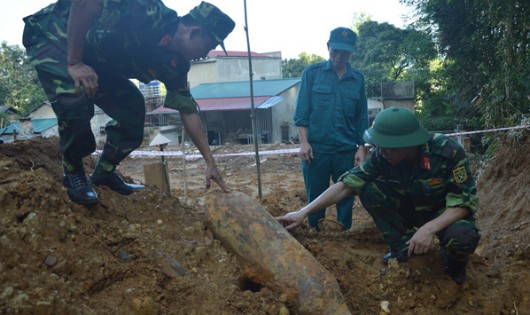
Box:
94 124 528 158
95 147 299 159
445 124 529 137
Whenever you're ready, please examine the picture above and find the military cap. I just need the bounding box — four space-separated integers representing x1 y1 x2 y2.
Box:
328 27 357 52
189 1 235 55
363 107 429 148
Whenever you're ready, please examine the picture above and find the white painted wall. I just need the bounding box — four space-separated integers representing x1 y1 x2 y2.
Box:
188 54 282 88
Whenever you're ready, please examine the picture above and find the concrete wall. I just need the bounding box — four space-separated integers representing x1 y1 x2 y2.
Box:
188 55 282 88
188 61 219 88
271 86 299 143
27 103 55 118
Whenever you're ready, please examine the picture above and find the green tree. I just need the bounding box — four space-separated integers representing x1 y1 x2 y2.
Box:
282 52 325 78
350 21 436 99
402 0 530 128
351 12 372 34
0 42 46 116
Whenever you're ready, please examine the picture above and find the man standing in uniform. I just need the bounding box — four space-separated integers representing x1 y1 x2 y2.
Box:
294 27 368 231
23 0 234 205
278 107 480 284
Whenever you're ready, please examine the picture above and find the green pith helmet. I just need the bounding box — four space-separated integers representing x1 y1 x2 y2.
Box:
363 107 429 148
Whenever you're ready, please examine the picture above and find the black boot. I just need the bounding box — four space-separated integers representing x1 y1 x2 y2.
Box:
90 172 144 195
445 262 467 285
442 248 468 284
63 171 99 205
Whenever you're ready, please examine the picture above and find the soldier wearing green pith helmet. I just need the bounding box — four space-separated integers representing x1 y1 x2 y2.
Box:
23 0 234 205
278 107 480 284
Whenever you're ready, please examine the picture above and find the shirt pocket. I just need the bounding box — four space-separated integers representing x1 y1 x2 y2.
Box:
311 85 333 110
342 90 360 117
410 178 447 211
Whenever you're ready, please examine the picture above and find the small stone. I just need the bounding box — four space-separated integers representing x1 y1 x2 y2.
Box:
43 255 57 267
279 306 289 315
380 300 390 313
119 250 132 262
166 257 187 276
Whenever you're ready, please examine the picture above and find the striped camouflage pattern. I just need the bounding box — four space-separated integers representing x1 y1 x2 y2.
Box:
339 133 480 255
22 0 200 172
23 0 198 113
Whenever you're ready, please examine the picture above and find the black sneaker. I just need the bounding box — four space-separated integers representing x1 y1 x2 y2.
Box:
89 172 144 195
382 251 409 264
63 171 99 205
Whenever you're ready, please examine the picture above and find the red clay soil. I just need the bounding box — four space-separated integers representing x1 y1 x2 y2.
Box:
0 136 528 314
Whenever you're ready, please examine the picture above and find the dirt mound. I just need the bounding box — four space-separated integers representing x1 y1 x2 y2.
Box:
1 137 529 314
477 137 530 261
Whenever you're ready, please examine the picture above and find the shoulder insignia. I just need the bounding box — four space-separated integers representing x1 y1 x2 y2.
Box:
452 166 468 184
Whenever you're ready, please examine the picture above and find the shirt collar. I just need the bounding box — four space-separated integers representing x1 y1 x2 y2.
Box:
324 60 355 79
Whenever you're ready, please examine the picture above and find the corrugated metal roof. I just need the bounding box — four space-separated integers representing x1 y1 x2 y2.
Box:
0 105 19 114
196 96 284 112
191 78 300 99
32 118 58 133
0 122 20 135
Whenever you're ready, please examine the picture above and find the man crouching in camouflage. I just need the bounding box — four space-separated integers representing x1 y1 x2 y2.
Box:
276 107 480 284
22 0 233 205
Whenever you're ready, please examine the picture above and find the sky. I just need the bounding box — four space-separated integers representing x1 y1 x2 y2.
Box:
0 0 413 59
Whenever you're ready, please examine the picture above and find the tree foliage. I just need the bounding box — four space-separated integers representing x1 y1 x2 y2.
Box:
281 52 325 78
350 21 436 99
402 0 530 128
0 42 46 117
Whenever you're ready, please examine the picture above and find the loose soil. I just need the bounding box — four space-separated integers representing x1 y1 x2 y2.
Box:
0 136 528 314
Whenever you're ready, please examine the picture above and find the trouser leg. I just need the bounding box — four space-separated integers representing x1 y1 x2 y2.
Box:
27 40 96 172
89 69 146 176
25 38 99 204
302 151 332 230
331 150 356 230
359 180 434 254
438 220 480 267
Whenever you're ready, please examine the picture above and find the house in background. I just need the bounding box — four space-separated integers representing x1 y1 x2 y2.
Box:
0 103 58 142
190 78 301 145
367 98 384 125
381 81 415 111
0 102 112 144
141 50 289 146
188 51 282 88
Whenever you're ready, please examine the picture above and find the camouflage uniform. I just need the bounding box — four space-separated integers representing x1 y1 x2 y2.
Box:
339 134 480 264
22 0 198 174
